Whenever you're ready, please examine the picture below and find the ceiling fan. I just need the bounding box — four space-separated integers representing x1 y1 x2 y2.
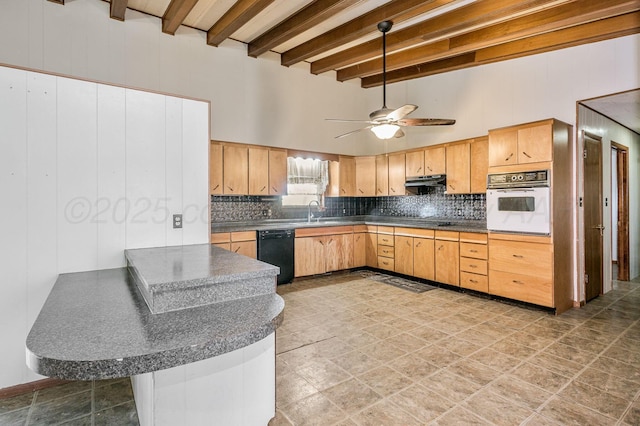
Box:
327 20 455 140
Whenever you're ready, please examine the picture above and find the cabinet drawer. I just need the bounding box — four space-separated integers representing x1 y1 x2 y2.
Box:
211 233 231 244
231 230 256 242
378 245 394 258
377 256 395 271
460 257 487 275
460 272 488 293
378 235 394 246
489 240 552 277
460 242 487 259
489 270 553 307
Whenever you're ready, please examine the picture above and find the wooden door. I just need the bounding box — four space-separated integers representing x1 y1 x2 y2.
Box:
413 237 434 280
424 146 445 175
470 137 488 193
405 150 424 177
355 156 376 196
268 149 288 195
209 142 223 195
394 236 414 276
388 153 406 196
294 237 325 277
248 147 269 195
613 143 629 281
517 123 552 163
326 234 353 271
435 239 459 285
375 155 389 196
583 133 603 302
339 156 356 196
445 142 470 194
223 144 248 194
353 232 367 267
488 128 517 167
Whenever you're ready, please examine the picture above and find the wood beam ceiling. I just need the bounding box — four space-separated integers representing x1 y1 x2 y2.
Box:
248 0 361 58
162 0 200 35
109 0 128 21
280 0 458 67
361 11 640 87
207 0 278 47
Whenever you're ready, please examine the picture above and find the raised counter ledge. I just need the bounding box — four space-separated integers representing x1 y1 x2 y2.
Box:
26 267 284 381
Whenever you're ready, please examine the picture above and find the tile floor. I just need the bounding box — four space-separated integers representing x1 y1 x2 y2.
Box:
1 272 638 425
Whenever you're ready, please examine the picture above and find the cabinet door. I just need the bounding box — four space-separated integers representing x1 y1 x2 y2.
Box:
209 142 223 195
517 123 552 164
223 145 248 194
326 234 353 271
326 160 340 197
353 232 367 267
248 147 269 195
405 150 424 177
413 237 434 280
435 240 459 285
445 143 470 194
394 236 414 276
366 232 378 267
375 155 389 196
470 137 488 193
269 148 288 195
294 237 325 277
488 129 517 167
230 241 257 259
355 156 376 196
339 156 356 196
388 153 406 196
424 146 445 175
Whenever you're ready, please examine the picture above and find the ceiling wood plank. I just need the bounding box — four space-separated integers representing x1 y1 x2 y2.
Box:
207 0 279 47
110 0 128 21
47 0 64 4
361 11 640 88
162 0 200 35
311 0 575 75
280 0 457 67
339 0 639 81
248 0 361 58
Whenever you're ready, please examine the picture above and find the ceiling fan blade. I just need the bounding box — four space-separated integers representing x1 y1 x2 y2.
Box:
397 118 456 126
326 118 376 124
335 126 372 139
394 128 405 138
386 104 418 121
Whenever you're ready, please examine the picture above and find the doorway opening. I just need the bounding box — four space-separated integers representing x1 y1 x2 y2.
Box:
611 142 630 281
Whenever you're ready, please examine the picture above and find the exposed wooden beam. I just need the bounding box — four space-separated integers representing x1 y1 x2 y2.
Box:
280 0 457 67
110 0 128 21
310 0 576 75
361 12 640 88
340 0 639 81
162 0 200 35
207 0 278 47
248 0 360 58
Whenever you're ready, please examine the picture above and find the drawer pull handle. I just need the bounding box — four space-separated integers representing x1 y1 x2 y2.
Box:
470 279 478 283
470 249 478 253
512 254 524 258
427 165 432 172
513 280 524 284
416 242 422 247
406 241 411 247
417 167 422 173
377 188 382 193
261 186 266 192
470 265 477 268
359 189 364 194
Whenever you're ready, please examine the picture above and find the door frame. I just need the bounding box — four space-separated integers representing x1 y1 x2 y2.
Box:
611 141 630 281
582 131 604 302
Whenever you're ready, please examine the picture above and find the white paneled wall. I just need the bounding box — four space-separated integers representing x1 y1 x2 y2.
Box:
0 66 209 388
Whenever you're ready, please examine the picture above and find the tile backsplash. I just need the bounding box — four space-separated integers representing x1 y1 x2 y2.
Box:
211 187 485 222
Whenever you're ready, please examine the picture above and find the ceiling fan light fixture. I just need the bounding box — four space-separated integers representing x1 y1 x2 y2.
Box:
371 123 400 139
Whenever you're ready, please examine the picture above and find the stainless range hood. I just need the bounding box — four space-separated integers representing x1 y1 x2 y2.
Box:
405 174 446 188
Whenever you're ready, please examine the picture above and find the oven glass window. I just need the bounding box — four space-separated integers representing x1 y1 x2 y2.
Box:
498 196 535 212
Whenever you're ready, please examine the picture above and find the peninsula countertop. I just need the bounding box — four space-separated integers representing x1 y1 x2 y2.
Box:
26 246 284 381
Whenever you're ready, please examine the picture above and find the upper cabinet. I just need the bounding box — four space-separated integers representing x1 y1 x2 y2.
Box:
210 142 223 195
339 155 356 196
388 153 406 196
375 155 389 196
268 148 287 195
424 146 446 175
405 150 424 177
249 147 269 195
488 121 553 167
470 137 489 193
223 144 248 195
445 142 470 194
355 156 376 196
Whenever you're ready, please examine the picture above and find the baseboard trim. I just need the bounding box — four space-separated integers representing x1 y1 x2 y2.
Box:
0 378 70 399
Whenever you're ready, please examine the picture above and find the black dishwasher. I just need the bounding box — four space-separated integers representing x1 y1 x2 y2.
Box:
257 229 295 285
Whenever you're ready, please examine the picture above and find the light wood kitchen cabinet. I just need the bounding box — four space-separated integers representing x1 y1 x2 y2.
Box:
223 144 248 194
326 160 340 197
424 146 446 175
488 120 553 167
394 227 435 279
470 137 488 193
294 237 326 277
353 226 367 267
209 142 223 195
268 148 288 195
445 142 470 194
365 225 378 268
377 226 395 271
211 230 257 259
355 156 376 196
405 150 424 177
459 232 488 292
394 235 414 276
435 230 459 286
413 236 435 281
295 226 354 277
339 155 356 196
375 155 389 196
249 147 269 195
326 233 354 271
388 153 406 196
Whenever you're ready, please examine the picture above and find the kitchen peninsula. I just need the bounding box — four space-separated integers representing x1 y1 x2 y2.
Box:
26 244 283 426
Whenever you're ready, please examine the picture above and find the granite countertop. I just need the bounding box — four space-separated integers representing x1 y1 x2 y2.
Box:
26 267 284 380
212 215 487 234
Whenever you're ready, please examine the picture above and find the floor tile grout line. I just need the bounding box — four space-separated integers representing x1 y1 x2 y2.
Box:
24 390 36 426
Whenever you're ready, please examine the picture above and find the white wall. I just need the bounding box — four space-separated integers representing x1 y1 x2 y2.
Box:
0 66 209 389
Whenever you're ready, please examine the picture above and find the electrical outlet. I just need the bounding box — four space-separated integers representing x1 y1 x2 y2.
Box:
173 214 183 229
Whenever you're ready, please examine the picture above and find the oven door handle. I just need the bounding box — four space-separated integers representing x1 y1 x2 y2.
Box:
495 189 535 193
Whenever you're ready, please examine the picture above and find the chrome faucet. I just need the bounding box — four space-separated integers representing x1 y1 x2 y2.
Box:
308 200 321 223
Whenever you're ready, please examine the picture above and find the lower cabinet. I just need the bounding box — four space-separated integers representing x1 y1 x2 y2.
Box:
394 235 414 276
377 226 395 271
435 231 459 286
211 231 257 259
353 231 367 268
294 226 354 277
294 237 326 277
365 226 378 268
459 232 488 292
413 237 435 281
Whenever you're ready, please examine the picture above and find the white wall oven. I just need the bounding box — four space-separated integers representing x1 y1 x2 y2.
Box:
486 170 551 234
